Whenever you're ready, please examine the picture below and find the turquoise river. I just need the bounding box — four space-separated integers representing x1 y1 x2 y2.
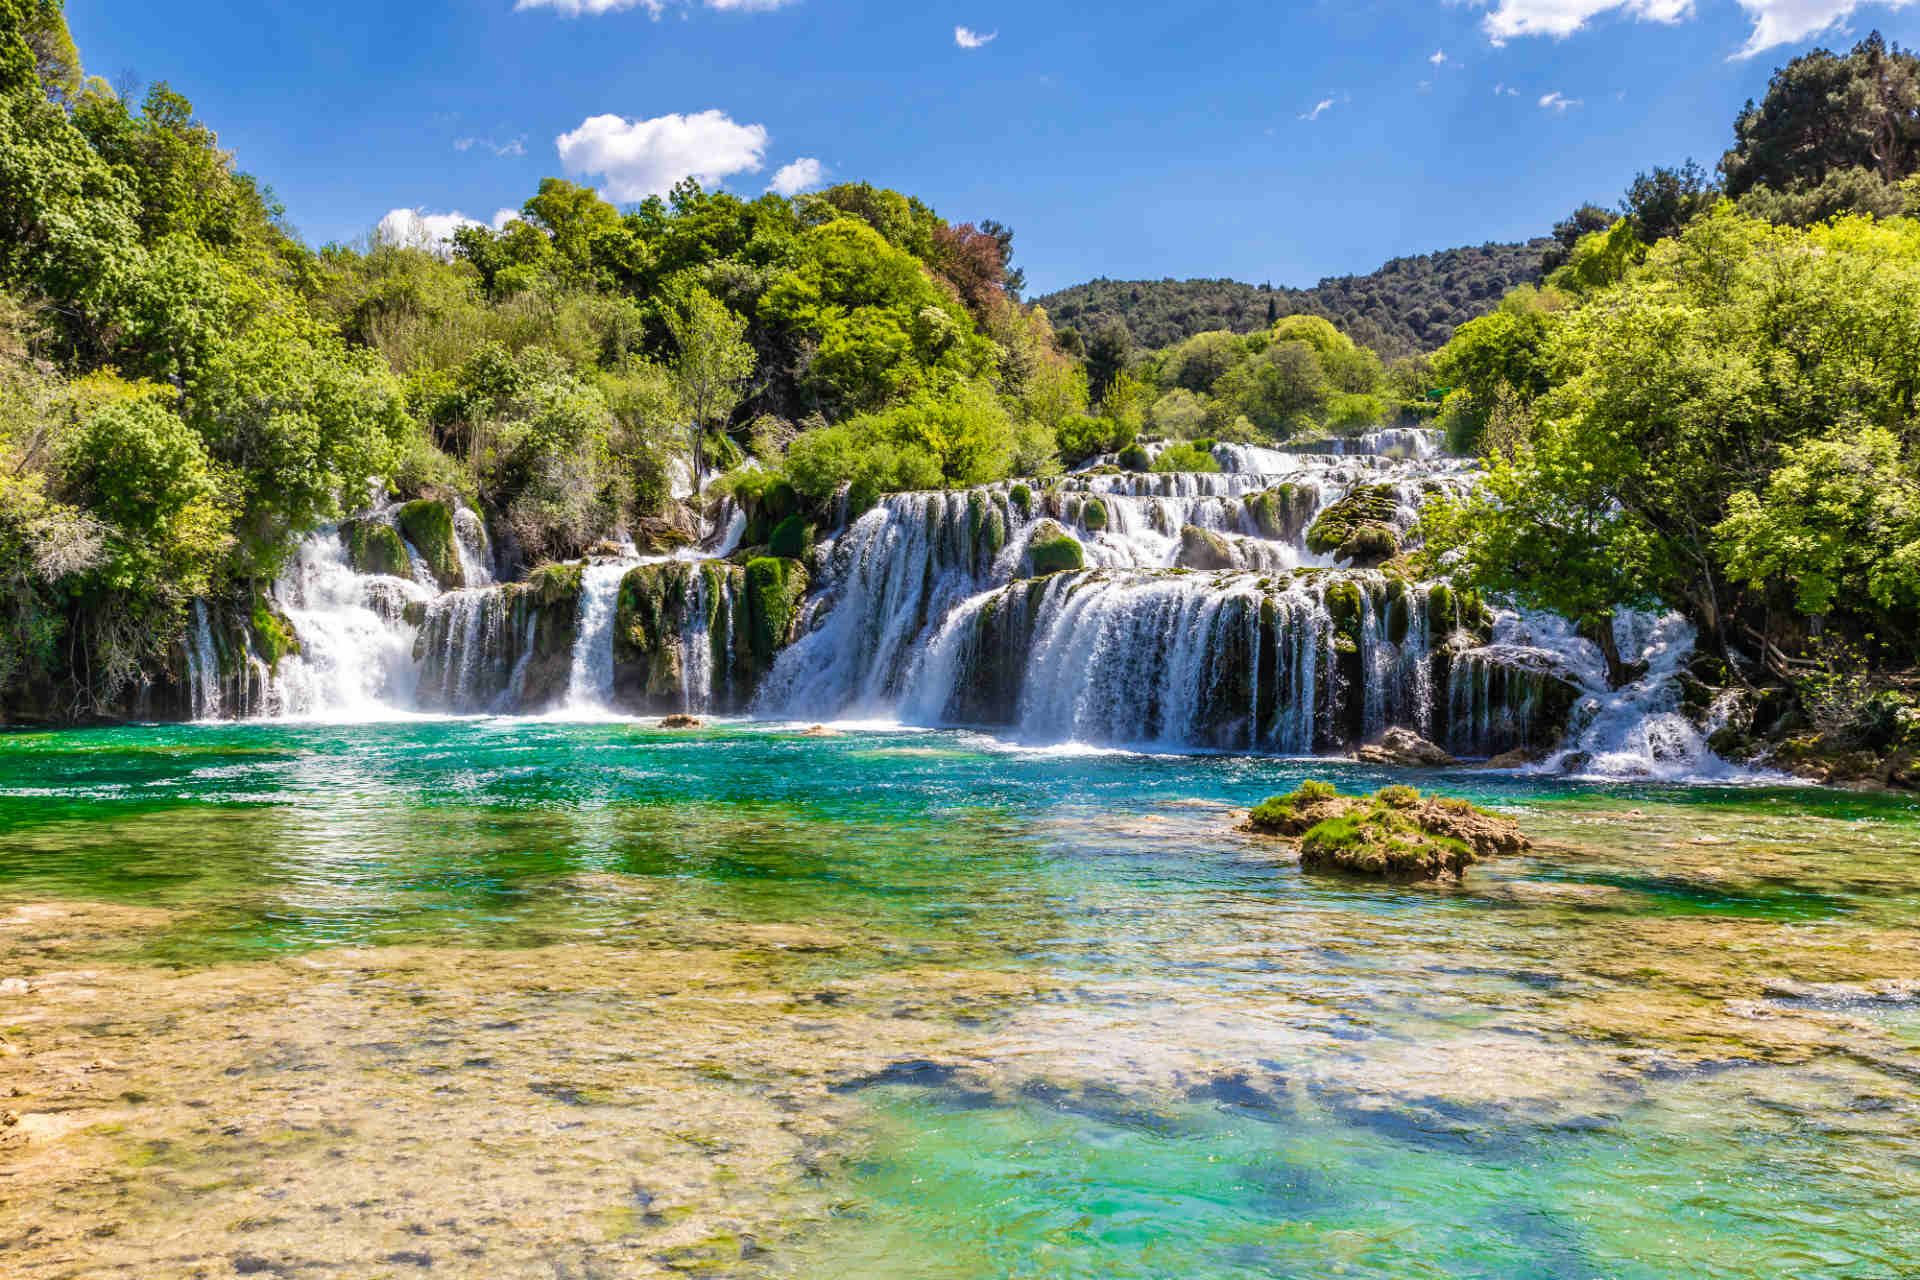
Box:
4 719 1919 1277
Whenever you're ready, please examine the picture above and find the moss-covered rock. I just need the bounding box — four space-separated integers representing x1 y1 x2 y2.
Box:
1243 781 1528 882
1175 524 1235 571
745 557 810 671
1118 444 1151 472
1025 521 1084 577
769 514 813 560
248 591 301 672
1322 580 1365 650
613 562 694 708
343 520 412 579
1009 483 1032 516
522 561 583 606
397 499 463 588
1080 497 1109 533
1305 484 1401 567
1245 483 1318 544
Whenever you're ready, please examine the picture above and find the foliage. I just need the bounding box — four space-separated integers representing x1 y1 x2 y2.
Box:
1424 207 1920 657
1721 33 1920 200
1151 442 1219 474
1716 426 1920 618
1038 241 1548 359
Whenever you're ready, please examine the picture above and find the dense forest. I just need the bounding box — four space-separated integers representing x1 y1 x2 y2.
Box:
1036 240 1548 358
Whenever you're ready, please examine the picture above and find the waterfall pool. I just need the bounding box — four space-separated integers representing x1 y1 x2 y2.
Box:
4 718 1918 1276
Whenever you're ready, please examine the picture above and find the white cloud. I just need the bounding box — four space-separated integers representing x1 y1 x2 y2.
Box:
1465 0 1914 55
955 25 997 48
375 207 518 256
1474 0 1691 44
1732 0 1917 56
1429 48 1449 63
516 0 794 15
768 156 827 195
1300 96 1336 121
556 110 769 201
1493 81 1521 95
1538 90 1581 110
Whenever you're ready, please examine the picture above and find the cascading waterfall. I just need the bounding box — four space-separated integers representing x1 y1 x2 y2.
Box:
563 560 636 714
180 436 1740 778
184 601 222 721
269 530 429 718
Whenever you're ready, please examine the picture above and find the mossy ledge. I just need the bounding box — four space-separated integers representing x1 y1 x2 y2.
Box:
1241 780 1529 882
397 499 463 588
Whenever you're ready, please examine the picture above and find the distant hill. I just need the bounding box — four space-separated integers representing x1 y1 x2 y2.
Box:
1036 239 1550 359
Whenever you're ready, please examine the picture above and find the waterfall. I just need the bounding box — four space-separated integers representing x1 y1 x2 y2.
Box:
268 531 429 718
563 561 634 714
185 601 221 721
453 504 495 587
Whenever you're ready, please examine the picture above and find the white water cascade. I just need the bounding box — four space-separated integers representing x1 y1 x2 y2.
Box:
563 559 639 714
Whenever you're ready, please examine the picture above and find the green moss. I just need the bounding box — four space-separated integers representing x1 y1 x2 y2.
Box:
248 593 300 672
1009 483 1032 515
1305 484 1402 566
397 499 462 588
744 557 810 669
1027 532 1084 577
343 520 411 579
521 561 583 607
1246 484 1316 542
1080 497 1109 533
1323 580 1364 646
1117 444 1151 472
1246 781 1527 882
769 514 812 560
1245 780 1342 833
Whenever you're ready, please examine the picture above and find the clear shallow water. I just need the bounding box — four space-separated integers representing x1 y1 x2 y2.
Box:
3 721 1919 1277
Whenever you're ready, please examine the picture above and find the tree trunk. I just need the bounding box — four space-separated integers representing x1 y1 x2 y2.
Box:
1580 614 1629 689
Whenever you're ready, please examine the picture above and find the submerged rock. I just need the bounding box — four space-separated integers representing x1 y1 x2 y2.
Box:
1175 524 1235 571
659 714 703 728
1355 728 1458 768
1242 780 1528 882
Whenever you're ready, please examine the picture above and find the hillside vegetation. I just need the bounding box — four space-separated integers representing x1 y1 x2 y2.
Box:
1036 240 1548 358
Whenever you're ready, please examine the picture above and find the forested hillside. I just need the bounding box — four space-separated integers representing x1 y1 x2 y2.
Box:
1036 240 1548 358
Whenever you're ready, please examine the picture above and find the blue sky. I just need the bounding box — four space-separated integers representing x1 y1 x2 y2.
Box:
63 0 1920 295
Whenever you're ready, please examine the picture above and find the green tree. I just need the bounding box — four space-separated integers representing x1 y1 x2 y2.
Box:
667 287 755 496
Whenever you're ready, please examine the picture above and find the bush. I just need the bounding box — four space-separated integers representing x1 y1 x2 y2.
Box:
768 514 812 559
1151 442 1221 474
1117 444 1152 471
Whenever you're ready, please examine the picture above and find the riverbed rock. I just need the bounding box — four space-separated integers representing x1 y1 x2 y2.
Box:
1355 728 1458 768
659 714 703 729
1175 524 1235 571
1242 781 1528 882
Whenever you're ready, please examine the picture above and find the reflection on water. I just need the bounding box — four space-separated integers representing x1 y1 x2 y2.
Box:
2 721 1918 1277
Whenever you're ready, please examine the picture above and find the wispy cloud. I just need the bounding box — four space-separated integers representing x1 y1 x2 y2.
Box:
768 156 827 195
1493 81 1520 96
1429 48 1449 64
454 135 527 158
955 25 997 48
1538 90 1581 110
1299 96 1337 121
556 110 769 201
515 0 795 16
1461 0 1914 57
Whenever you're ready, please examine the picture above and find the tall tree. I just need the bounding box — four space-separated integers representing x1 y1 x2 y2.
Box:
1722 33 1920 196
667 287 754 499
